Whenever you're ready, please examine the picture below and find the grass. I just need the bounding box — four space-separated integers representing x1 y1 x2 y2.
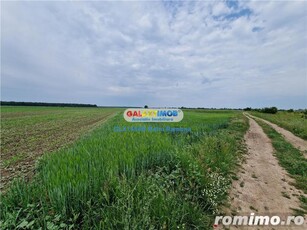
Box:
257 120 307 214
249 206 258 212
2 153 25 168
0 109 248 229
251 173 257 179
251 111 307 140
0 106 120 188
1 106 120 162
281 191 291 199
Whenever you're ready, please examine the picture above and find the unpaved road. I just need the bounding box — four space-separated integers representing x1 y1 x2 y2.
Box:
247 113 307 155
223 115 306 230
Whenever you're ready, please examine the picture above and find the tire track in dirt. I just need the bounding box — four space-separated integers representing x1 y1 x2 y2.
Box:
223 115 306 230
247 113 307 156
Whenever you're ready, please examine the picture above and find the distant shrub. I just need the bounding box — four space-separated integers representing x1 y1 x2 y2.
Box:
243 107 252 111
261 107 278 114
287 109 294 112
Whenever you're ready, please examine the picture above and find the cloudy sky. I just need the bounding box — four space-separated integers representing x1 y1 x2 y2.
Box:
1 0 306 108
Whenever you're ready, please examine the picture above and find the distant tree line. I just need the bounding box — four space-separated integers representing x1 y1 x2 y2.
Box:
243 107 278 114
243 106 307 115
180 107 242 110
246 107 278 114
0 101 97 108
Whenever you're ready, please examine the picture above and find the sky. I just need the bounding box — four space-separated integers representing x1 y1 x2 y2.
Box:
1 0 306 109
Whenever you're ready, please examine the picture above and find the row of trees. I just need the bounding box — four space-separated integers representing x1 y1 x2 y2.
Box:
0 101 97 108
243 107 278 114
243 107 307 117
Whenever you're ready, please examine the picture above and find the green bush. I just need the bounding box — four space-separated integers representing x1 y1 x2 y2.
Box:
261 107 278 114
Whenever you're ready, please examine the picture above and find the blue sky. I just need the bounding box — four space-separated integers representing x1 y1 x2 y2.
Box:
1 0 306 109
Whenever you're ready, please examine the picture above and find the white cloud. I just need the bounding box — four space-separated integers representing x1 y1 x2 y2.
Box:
1 0 306 108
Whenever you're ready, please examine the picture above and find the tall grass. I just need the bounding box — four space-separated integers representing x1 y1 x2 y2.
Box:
251 111 307 140
0 111 248 229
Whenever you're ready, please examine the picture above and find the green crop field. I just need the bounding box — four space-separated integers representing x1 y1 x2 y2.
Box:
250 111 307 140
0 108 248 229
0 106 120 190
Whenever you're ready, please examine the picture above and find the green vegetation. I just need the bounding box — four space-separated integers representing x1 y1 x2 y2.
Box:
257 120 307 214
251 111 307 140
1 106 119 166
2 153 25 168
0 110 248 229
0 106 120 189
261 107 278 114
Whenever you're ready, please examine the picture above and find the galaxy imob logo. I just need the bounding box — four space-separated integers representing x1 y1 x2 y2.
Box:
123 109 183 122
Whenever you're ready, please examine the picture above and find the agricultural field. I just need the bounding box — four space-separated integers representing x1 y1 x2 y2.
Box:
2 0 306 228
0 106 120 190
250 111 307 140
0 108 248 229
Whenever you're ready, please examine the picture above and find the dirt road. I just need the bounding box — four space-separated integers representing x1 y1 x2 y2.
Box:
224 115 305 230
247 113 307 154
